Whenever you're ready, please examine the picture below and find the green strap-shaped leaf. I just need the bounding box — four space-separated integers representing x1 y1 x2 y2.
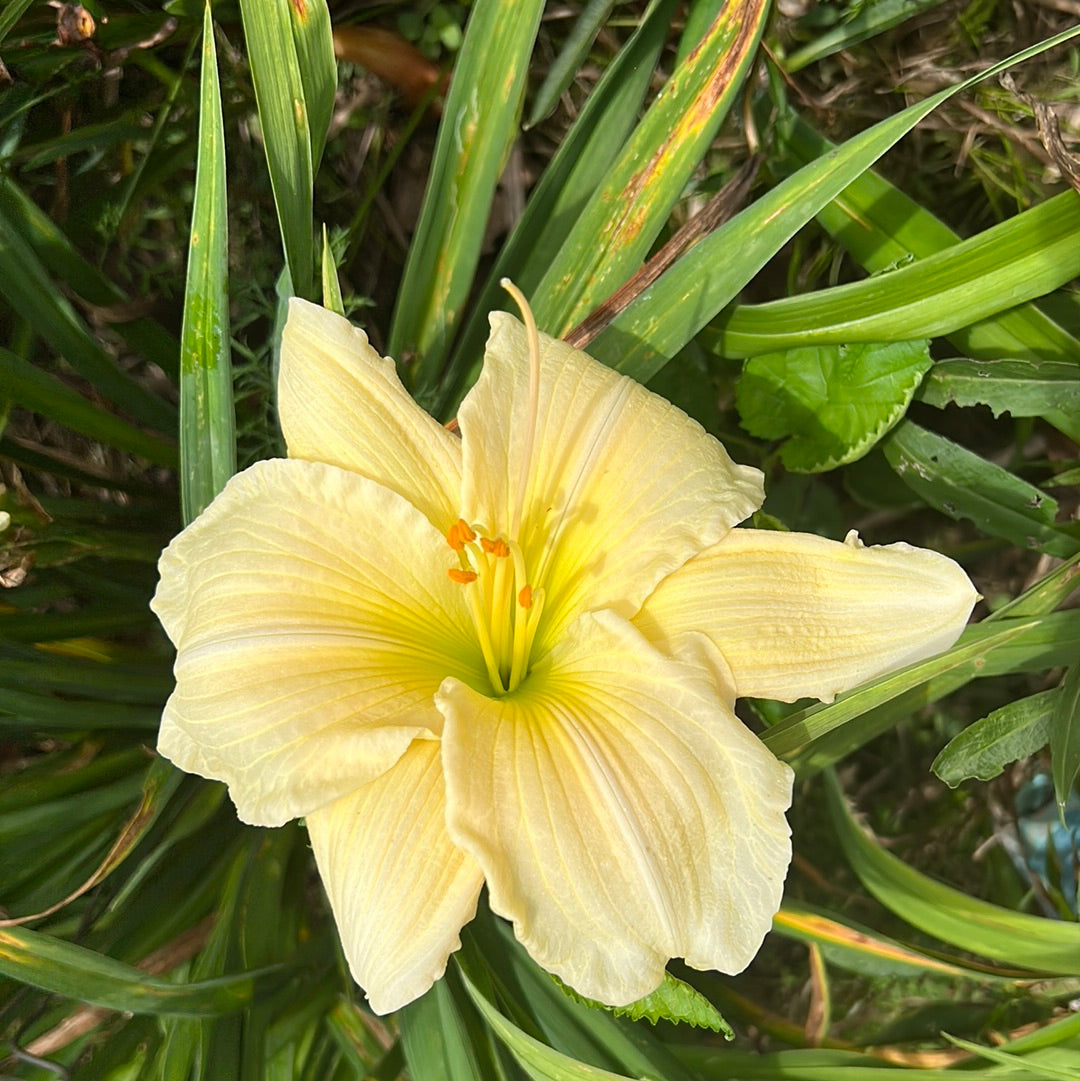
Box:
181 2 235 526
288 0 336 170
762 104 1080 364
390 0 545 396
586 24 1080 382
0 213 175 433
0 924 266 1017
320 223 344 316
0 346 175 466
530 0 771 337
706 189 1080 358
827 772 1080 975
762 618 1036 763
239 0 318 298
439 0 676 415
1051 663 1080 814
461 969 637 1081
527 0 617 128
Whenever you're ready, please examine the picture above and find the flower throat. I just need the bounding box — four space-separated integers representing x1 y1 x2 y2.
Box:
446 280 544 696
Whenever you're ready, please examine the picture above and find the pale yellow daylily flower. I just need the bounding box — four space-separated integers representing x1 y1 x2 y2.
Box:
152 291 978 1015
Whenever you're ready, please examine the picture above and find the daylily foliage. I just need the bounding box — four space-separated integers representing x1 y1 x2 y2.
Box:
153 291 977 1015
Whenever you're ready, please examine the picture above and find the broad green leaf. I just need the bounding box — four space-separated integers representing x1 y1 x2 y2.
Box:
919 358 1080 418
933 689 1057 788
390 0 545 395
461 970 636 1081
239 0 316 297
586 25 1080 381
531 0 771 337
881 421 1079 559
736 340 931 472
0 924 268 1016
440 0 676 414
0 345 175 466
181 2 235 526
1051 664 1080 815
827 772 1080 975
554 971 733 1037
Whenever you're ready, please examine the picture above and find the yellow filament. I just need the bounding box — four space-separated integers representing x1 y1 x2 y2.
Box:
445 524 539 695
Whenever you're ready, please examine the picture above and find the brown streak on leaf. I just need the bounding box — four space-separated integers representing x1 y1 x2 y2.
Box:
566 157 761 348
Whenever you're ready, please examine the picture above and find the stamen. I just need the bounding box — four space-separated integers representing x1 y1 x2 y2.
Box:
518 585 533 609
446 518 476 551
481 537 510 558
500 278 541 542
448 568 477 584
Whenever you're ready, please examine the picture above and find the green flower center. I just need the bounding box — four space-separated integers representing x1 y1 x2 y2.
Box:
446 518 545 695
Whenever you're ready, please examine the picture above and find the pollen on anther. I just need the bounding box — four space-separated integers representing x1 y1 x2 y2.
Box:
481 537 510 558
518 584 533 609
446 519 476 552
448 568 478 585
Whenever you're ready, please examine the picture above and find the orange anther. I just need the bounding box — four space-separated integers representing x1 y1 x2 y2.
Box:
481 536 510 558
518 585 533 609
448 568 478 585
446 519 476 552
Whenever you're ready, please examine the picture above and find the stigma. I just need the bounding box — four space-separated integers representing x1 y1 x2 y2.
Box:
446 518 544 695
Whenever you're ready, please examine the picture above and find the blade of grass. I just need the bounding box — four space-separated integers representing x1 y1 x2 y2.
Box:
287 0 336 170
784 0 947 73
180 2 235 525
1050 663 1080 816
527 0 618 128
586 24 1080 382
389 0 545 398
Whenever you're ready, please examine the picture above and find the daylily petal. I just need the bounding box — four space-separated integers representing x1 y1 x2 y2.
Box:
279 298 463 531
458 314 763 651
635 528 979 703
153 458 483 825
438 610 793 1006
306 739 484 1015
